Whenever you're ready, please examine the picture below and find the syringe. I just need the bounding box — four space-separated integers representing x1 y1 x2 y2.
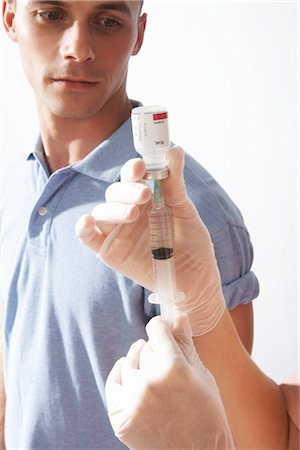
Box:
131 106 184 325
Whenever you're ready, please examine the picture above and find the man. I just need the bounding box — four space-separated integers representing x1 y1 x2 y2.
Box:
1 1 259 449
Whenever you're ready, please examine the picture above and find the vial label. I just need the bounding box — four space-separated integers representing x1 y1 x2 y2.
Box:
131 107 170 153
153 112 168 121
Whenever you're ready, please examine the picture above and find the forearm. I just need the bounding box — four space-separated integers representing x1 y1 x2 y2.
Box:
0 392 4 450
193 310 288 450
229 302 254 354
0 331 6 450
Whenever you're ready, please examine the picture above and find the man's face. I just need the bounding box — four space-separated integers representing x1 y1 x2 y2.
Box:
3 0 146 119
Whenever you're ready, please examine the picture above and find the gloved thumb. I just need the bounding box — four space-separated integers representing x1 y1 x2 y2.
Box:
161 147 187 206
161 146 200 223
172 314 207 374
173 313 193 340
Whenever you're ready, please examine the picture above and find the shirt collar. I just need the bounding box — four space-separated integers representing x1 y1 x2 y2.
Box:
72 116 139 182
27 136 51 177
26 100 142 183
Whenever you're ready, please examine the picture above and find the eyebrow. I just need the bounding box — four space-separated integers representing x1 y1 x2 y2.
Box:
26 0 133 16
26 0 70 8
94 2 132 16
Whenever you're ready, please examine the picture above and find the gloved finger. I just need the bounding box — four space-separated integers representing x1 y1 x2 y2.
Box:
107 357 125 387
123 339 146 370
75 214 106 254
120 157 146 182
105 357 125 415
75 200 141 254
105 181 152 205
121 339 146 387
137 340 157 373
92 202 140 224
145 316 184 359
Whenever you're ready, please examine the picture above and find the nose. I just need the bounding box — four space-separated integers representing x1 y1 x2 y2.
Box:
60 21 96 62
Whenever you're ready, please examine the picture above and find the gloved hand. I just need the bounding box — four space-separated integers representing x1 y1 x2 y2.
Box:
105 314 235 450
75 146 225 335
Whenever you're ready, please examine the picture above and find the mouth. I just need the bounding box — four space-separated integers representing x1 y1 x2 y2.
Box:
54 77 98 84
51 77 99 92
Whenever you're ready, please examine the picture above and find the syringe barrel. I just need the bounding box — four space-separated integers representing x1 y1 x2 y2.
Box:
148 207 177 324
153 258 176 324
148 207 173 257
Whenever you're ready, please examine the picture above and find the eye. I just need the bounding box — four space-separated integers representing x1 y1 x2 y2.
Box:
103 18 120 28
94 16 122 29
36 10 66 22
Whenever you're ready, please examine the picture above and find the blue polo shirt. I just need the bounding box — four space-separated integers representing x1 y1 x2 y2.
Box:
1 109 259 449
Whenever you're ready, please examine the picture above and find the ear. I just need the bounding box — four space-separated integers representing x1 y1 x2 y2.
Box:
2 0 18 42
132 13 147 56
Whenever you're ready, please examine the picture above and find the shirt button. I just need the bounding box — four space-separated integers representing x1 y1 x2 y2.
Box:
38 207 48 216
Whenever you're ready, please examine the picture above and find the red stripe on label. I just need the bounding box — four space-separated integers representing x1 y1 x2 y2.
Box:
153 112 168 121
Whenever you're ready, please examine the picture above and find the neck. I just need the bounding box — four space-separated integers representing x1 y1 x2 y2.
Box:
37 95 132 173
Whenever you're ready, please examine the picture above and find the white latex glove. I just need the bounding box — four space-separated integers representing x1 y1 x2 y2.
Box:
105 314 235 450
75 147 225 335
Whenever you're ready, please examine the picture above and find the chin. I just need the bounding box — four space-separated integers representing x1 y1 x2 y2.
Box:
51 104 104 120
55 110 100 120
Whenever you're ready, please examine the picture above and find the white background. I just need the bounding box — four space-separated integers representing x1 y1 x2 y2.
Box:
1 1 299 384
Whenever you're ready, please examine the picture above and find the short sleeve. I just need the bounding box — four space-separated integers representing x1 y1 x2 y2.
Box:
212 224 259 309
183 152 260 310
